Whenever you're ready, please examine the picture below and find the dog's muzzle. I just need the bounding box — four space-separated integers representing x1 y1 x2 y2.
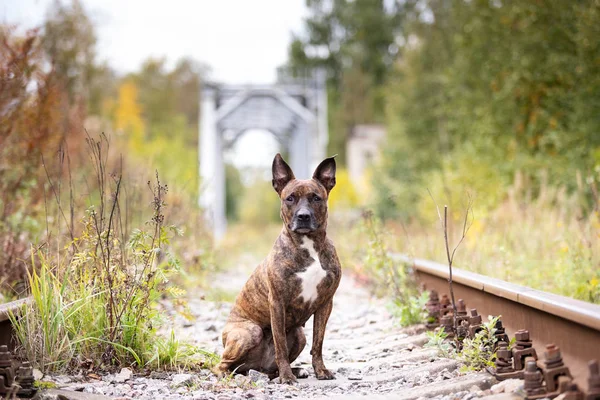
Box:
291 208 318 234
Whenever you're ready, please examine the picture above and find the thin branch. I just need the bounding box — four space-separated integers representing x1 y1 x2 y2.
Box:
429 189 474 337
41 153 74 241
449 193 474 263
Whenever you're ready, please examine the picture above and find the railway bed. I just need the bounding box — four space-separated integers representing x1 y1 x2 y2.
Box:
398 255 600 397
0 257 599 399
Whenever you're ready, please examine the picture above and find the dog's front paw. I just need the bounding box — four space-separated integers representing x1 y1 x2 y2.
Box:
276 373 297 385
275 367 297 385
211 364 227 379
315 368 335 380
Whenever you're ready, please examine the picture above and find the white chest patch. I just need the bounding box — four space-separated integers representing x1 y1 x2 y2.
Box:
297 237 327 303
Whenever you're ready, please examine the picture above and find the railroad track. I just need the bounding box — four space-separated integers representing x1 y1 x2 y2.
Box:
394 254 600 398
0 298 27 351
0 258 599 399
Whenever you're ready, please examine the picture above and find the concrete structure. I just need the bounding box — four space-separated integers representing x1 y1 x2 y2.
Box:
346 124 386 184
199 70 328 240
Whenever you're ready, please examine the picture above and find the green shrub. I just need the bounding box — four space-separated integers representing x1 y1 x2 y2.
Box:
458 316 500 372
424 328 454 359
238 180 281 225
388 292 429 327
9 137 216 372
356 211 429 326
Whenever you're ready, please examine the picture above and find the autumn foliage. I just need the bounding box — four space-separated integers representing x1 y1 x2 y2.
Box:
0 28 67 292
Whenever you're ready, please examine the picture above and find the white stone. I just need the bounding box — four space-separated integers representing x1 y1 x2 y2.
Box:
114 367 133 383
171 373 196 388
491 379 523 394
248 369 269 384
33 368 44 381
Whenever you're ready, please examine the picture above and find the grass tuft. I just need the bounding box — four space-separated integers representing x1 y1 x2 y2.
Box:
8 135 213 373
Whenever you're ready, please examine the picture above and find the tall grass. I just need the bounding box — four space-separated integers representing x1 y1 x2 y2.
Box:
9 135 217 372
378 172 600 304
404 175 597 303
334 211 426 326
11 255 74 370
334 169 600 304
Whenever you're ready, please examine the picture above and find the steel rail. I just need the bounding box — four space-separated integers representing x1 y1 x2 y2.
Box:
0 298 28 351
392 254 600 388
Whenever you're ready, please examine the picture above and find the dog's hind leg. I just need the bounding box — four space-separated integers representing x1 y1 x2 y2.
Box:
259 327 307 378
287 326 306 364
212 322 263 377
288 327 309 379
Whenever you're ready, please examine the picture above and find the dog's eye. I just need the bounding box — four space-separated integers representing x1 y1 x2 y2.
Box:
285 195 295 203
313 195 322 202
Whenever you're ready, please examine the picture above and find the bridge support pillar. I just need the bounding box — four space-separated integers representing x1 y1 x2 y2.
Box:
289 122 310 179
199 85 227 241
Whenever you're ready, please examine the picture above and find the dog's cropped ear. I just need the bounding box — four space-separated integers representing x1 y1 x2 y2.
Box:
312 156 336 193
272 153 295 195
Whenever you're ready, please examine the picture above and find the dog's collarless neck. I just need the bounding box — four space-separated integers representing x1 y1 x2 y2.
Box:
282 227 326 248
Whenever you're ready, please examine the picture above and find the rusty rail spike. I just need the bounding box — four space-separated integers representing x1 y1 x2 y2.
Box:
524 359 547 399
514 329 538 370
425 290 441 329
542 343 573 393
560 378 585 400
455 299 470 343
440 314 455 338
456 299 468 315
439 294 451 316
587 360 600 400
493 319 510 349
0 344 17 398
468 308 483 338
0 344 37 398
491 340 527 381
16 361 36 398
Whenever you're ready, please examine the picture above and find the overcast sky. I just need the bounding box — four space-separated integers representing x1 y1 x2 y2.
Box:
2 0 308 171
2 0 307 84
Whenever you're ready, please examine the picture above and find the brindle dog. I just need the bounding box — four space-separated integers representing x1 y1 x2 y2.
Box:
212 153 342 384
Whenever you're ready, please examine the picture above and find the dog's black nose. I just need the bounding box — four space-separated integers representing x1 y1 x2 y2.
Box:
297 211 311 222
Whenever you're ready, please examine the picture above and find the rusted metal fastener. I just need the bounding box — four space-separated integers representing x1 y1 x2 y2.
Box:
587 360 600 400
455 299 470 332
428 290 439 304
16 361 37 398
493 319 510 348
560 379 585 400
545 343 563 363
425 290 441 329
490 340 525 381
468 308 483 338
456 299 468 315
440 314 455 338
456 319 470 344
516 329 530 342
439 294 451 316
524 359 547 398
0 345 17 397
496 341 515 373
542 344 573 393
0 345 11 368
513 329 538 370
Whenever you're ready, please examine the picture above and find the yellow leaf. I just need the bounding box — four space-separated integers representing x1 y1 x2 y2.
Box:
115 81 145 149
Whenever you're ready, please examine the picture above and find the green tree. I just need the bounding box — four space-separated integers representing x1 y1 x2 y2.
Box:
129 57 206 143
42 0 97 107
286 0 407 163
375 0 600 219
